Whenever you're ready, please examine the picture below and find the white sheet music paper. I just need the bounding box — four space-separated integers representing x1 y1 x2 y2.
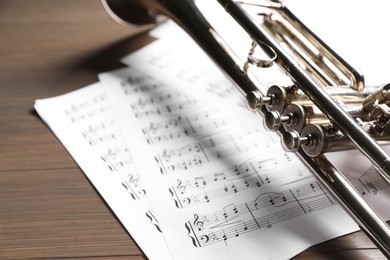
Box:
98 66 390 260
34 83 173 260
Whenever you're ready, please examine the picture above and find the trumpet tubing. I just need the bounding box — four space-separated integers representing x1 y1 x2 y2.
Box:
102 0 390 257
249 84 378 113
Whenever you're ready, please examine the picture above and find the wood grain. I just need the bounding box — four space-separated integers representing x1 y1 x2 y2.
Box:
0 0 387 259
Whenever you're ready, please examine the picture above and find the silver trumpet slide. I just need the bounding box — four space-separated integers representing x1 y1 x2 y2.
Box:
101 0 390 257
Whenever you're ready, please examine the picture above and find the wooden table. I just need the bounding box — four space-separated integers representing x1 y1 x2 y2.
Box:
0 0 386 259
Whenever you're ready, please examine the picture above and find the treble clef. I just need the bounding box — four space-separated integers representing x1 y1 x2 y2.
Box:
177 179 186 194
193 213 204 231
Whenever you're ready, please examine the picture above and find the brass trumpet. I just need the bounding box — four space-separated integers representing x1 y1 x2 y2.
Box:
101 0 390 257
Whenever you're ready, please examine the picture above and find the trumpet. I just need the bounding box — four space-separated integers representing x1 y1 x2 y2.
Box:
101 0 390 257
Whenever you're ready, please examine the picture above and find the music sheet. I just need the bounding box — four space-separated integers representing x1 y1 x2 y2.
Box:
34 83 173 260
98 65 389 260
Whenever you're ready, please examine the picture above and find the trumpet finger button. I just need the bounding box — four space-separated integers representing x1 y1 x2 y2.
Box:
264 111 290 131
245 90 271 111
282 131 308 152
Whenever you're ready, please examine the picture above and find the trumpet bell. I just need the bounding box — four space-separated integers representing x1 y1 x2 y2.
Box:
101 0 157 26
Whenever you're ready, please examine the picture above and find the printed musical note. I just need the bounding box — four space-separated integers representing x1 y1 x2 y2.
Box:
348 166 390 196
154 131 276 174
141 112 229 144
64 94 111 123
130 91 198 119
168 153 308 208
120 75 161 95
185 181 337 247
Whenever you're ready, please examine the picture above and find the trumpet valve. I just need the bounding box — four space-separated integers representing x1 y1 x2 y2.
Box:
282 124 330 157
288 124 352 157
264 110 292 131
245 90 272 111
281 130 310 151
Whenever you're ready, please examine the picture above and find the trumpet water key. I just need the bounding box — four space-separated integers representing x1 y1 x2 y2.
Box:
101 0 390 257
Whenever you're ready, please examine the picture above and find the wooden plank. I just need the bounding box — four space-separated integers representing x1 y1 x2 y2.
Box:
0 168 144 259
295 249 385 259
